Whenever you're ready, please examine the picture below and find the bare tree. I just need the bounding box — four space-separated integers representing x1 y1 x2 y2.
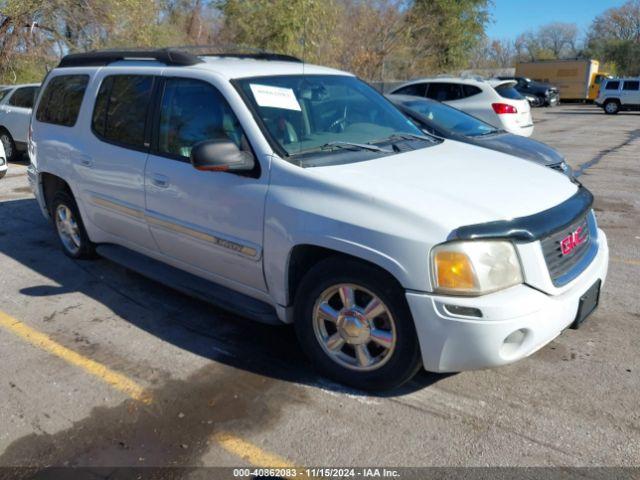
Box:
538 22 578 57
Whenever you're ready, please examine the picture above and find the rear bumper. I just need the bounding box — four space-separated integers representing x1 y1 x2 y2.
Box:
407 229 609 373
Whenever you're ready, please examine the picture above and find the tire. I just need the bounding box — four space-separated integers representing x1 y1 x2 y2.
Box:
0 130 17 162
51 191 96 259
604 100 620 115
0 170 5 179
294 256 422 391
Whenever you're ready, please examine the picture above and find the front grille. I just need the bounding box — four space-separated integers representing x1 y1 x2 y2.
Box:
541 213 595 286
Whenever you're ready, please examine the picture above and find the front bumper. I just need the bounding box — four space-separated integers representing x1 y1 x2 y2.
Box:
407 229 609 372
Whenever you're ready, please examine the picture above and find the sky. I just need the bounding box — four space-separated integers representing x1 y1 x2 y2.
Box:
486 0 629 40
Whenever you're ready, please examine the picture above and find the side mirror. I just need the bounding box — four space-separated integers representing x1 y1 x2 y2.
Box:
190 139 255 173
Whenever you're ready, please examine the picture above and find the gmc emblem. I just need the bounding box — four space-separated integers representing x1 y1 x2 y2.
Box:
560 226 587 255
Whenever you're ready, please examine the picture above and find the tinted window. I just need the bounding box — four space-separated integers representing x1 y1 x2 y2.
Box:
92 75 154 148
623 80 639 90
605 81 620 90
425 83 464 101
393 83 427 97
495 84 524 100
463 85 482 97
158 78 245 158
404 99 497 137
36 75 89 127
8 86 39 109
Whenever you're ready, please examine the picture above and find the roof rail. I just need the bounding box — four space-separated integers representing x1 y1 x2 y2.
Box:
58 48 203 68
203 52 302 63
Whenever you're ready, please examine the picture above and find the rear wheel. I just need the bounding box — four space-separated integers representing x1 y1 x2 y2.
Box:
51 191 96 259
0 130 17 162
294 257 422 391
604 100 620 114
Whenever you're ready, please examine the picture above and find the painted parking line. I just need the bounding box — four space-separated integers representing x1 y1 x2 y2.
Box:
0 310 152 404
610 257 640 266
214 431 308 477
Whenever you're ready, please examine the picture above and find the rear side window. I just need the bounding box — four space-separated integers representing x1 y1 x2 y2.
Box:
605 81 620 90
92 75 154 149
425 83 464 101
623 80 639 90
36 75 89 127
495 84 524 100
393 83 427 97
8 86 39 109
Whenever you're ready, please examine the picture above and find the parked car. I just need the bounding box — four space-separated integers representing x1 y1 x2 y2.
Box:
30 49 608 391
497 76 560 107
0 83 40 161
387 94 572 177
389 77 534 137
595 77 640 114
0 141 6 179
523 92 543 108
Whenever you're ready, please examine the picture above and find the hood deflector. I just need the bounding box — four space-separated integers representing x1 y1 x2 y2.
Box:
447 187 594 242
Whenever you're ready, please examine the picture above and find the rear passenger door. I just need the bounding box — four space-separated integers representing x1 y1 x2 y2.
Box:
0 86 39 146
143 76 269 292
75 72 158 251
622 80 640 106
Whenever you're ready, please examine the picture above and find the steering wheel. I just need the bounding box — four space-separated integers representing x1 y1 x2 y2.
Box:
328 105 348 133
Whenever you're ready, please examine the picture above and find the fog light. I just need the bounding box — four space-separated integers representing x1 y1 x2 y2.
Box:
443 304 483 318
500 329 528 358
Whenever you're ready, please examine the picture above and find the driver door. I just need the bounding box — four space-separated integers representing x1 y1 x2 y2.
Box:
144 76 269 291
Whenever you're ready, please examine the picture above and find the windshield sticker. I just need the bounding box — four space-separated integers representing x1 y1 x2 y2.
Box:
249 84 301 111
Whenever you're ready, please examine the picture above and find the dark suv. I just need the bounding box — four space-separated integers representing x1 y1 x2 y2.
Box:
498 76 559 107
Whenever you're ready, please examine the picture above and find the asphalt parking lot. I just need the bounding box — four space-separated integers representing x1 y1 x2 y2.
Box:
0 104 638 473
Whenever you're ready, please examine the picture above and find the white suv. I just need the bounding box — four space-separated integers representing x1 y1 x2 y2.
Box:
0 83 40 161
29 49 608 390
596 77 640 114
390 77 534 137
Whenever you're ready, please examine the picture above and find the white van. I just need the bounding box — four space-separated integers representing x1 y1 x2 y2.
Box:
29 49 608 390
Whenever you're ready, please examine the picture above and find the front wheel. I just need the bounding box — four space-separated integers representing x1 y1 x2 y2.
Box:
294 257 422 391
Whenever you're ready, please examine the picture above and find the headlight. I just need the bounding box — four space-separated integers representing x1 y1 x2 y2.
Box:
431 240 523 295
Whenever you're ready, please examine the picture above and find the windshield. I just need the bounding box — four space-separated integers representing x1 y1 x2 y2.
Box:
236 75 425 156
403 99 498 137
0 88 12 102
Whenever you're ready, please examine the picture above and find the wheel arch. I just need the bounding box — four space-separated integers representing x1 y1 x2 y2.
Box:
40 171 73 216
286 243 407 308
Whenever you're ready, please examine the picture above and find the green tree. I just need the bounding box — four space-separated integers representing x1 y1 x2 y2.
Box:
219 0 339 63
407 0 491 72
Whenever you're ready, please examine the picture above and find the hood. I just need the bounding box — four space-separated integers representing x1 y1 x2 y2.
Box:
470 132 565 166
309 139 577 235
528 81 557 93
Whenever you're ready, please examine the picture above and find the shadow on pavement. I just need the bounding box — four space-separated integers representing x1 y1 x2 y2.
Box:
0 197 447 399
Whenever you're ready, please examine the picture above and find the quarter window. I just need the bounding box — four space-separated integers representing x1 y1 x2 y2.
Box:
605 81 620 90
92 75 154 148
157 78 245 159
36 75 89 127
8 86 39 109
623 80 639 90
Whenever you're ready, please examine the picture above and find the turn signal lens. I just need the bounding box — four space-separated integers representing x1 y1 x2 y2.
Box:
492 103 518 114
434 251 477 291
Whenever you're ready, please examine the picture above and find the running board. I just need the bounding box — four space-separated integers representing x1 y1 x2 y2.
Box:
95 244 281 325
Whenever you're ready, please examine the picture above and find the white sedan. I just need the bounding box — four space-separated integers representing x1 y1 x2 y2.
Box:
390 77 534 137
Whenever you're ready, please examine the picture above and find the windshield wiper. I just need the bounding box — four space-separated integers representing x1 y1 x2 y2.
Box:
373 133 439 144
321 141 392 153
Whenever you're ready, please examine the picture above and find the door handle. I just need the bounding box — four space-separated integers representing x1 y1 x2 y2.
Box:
79 155 93 167
151 174 169 188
